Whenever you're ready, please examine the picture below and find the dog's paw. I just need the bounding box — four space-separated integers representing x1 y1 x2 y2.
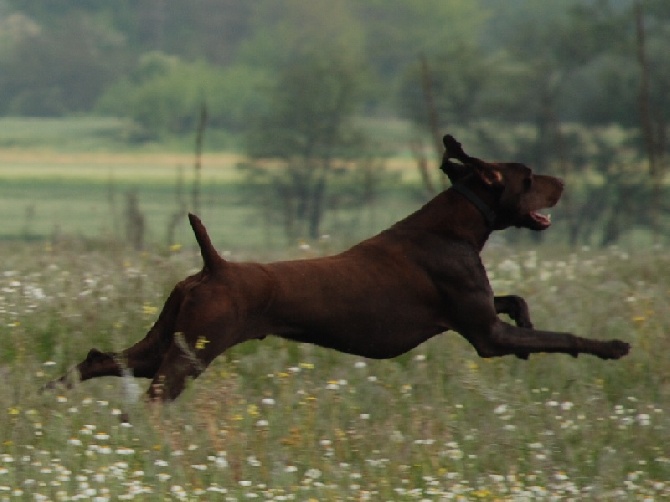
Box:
600 340 631 360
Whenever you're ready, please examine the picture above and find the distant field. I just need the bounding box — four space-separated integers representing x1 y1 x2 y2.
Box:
0 148 416 251
0 115 419 154
0 149 244 182
1 117 665 251
0 117 429 251
0 147 251 246
0 117 134 151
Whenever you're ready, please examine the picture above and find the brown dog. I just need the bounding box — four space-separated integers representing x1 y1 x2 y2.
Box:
47 135 629 401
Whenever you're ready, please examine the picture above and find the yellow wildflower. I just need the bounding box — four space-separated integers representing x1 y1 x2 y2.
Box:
142 304 158 316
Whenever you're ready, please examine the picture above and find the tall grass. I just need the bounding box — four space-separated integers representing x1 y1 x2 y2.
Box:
0 241 667 500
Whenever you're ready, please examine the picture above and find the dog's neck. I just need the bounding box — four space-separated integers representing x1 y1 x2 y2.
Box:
450 183 497 228
441 189 495 250
388 189 494 251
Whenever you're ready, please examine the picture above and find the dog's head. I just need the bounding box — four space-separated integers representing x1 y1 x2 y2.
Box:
440 134 563 231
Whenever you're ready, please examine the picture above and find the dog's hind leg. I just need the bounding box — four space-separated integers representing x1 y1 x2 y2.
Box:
143 300 239 402
44 286 184 390
145 338 207 401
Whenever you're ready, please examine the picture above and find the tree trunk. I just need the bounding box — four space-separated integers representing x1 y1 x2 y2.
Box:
635 2 661 242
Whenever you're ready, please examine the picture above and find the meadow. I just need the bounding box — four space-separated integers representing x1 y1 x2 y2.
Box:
0 241 667 500
0 118 669 500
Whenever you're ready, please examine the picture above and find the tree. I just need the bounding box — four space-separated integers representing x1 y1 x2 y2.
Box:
96 55 269 139
0 12 125 116
240 1 372 241
244 52 368 241
398 43 510 134
356 0 486 107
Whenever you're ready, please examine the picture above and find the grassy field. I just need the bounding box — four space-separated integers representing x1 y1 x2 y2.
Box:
0 241 667 500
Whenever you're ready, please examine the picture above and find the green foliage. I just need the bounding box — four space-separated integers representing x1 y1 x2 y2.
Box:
398 43 514 129
97 57 269 139
1 0 668 157
561 53 639 126
0 12 124 115
360 0 487 78
246 55 361 159
240 0 374 241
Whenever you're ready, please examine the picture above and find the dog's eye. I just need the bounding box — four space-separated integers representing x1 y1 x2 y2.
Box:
523 177 533 190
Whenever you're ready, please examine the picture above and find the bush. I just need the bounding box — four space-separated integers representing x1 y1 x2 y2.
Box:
96 56 269 140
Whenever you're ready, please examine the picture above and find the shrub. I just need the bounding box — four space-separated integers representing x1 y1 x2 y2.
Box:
96 56 269 140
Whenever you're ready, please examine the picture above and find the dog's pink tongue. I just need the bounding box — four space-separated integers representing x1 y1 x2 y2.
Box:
532 211 551 227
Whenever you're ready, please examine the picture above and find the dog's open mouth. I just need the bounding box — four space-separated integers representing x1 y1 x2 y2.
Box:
528 210 552 230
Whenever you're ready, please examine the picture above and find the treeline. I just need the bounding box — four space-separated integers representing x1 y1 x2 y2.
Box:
1 0 669 246
1 1 665 132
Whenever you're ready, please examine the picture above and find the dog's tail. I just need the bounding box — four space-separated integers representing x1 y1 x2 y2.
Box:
188 213 226 272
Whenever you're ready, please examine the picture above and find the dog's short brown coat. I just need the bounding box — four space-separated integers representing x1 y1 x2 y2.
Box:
48 135 629 401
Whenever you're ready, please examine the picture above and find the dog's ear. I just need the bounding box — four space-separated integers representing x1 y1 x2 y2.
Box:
442 134 472 163
473 162 503 187
440 134 473 183
441 134 503 187
440 157 470 183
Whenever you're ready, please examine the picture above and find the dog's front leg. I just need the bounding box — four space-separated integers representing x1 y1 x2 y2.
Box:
493 295 534 360
494 295 533 328
486 321 630 360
